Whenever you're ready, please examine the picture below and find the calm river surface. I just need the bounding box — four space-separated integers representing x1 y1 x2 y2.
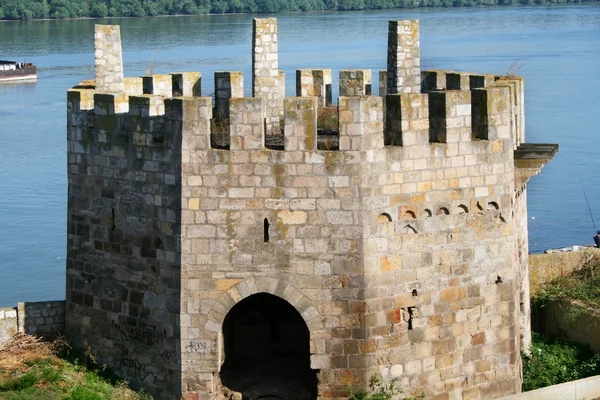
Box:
0 5 599 305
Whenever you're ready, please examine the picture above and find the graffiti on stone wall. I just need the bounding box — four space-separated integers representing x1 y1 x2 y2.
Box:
185 340 211 354
375 354 391 365
111 319 166 346
160 349 177 360
121 357 157 384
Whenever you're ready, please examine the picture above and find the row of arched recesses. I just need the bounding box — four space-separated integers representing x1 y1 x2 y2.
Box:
376 201 501 235
263 201 500 240
220 293 317 400
378 201 500 223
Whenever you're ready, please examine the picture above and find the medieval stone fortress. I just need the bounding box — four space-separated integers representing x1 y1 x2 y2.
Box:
63 17 557 400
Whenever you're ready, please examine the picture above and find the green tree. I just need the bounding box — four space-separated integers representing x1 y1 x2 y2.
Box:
256 0 289 12
210 0 228 13
227 0 244 12
71 0 90 17
2 0 22 19
29 1 50 18
90 2 108 16
194 0 209 13
338 0 365 9
242 0 258 11
323 0 339 9
48 0 74 18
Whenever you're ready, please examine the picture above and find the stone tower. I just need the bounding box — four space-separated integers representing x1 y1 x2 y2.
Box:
65 20 557 400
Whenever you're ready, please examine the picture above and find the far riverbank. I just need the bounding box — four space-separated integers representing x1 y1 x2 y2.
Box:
1 0 598 22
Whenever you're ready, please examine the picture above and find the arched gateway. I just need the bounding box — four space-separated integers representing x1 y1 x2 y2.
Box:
220 293 318 400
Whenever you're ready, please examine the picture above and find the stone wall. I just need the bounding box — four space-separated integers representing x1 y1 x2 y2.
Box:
66 89 183 397
94 24 124 93
387 20 420 94
18 301 66 338
0 307 18 343
66 87 523 399
419 68 533 351
529 249 600 297
339 70 372 96
64 18 555 400
370 85 520 399
536 300 600 354
0 301 65 343
252 18 281 134
530 250 600 354
514 189 532 352
215 71 243 119
296 69 332 107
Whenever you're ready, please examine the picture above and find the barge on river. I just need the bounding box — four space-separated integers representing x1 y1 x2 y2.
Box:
0 60 37 82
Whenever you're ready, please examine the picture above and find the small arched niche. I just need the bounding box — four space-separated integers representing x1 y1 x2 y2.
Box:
437 207 449 216
424 208 432 218
488 201 499 210
402 224 418 234
376 213 392 223
220 293 317 399
403 210 417 219
457 205 469 214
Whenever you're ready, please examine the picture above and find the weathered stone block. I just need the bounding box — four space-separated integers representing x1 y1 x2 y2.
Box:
253 18 281 134
296 69 332 106
387 20 420 94
94 24 124 93
171 72 201 97
339 69 372 97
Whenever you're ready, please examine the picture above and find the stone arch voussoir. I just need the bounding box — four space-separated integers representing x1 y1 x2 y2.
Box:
204 277 325 334
203 277 326 373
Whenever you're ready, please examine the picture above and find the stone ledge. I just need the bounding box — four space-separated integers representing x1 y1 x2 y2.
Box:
499 375 600 400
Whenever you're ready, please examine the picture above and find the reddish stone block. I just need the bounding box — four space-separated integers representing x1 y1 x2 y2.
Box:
471 332 485 345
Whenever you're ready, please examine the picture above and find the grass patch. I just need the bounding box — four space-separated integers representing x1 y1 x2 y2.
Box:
0 334 152 400
533 255 600 310
522 332 600 391
527 254 600 391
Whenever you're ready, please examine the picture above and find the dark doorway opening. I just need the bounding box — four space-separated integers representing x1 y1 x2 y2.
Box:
220 293 317 400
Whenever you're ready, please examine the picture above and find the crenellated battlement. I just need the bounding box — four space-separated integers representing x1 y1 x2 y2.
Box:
68 74 517 156
67 84 515 220
66 18 557 400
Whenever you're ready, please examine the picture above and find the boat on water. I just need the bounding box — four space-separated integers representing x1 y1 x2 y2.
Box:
0 60 37 82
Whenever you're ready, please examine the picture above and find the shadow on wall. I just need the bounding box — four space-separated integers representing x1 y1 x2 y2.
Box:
0 300 65 343
532 299 600 355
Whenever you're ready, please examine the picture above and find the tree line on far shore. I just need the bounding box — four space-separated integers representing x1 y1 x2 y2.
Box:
0 0 596 20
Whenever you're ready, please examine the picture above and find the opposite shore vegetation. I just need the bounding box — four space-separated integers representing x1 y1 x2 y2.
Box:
1 0 599 21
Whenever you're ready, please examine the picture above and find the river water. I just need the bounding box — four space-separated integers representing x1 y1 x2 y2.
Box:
0 5 599 305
